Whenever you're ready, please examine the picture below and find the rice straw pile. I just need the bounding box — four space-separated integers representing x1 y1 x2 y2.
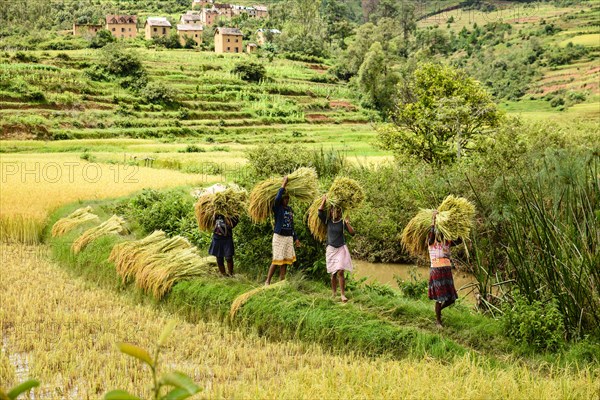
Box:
109 231 216 299
248 167 318 223
194 185 248 231
72 215 127 254
401 195 475 257
51 206 99 237
307 177 365 242
230 280 287 319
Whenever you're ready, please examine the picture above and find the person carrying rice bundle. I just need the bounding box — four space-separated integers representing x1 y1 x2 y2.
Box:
318 194 355 303
428 210 462 327
265 176 301 285
208 214 239 277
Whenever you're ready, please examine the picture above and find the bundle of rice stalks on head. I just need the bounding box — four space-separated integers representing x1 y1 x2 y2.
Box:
230 280 287 320
72 215 127 254
400 195 475 258
51 206 99 237
194 185 248 231
437 195 476 242
401 208 438 257
110 232 216 299
307 197 327 242
326 176 365 214
248 167 318 223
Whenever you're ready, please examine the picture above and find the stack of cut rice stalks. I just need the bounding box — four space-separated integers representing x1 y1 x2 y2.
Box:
109 231 216 299
194 184 248 231
72 215 127 254
51 206 99 237
307 177 365 242
401 195 475 257
248 167 318 223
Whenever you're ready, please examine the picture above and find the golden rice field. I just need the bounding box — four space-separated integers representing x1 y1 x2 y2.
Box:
0 153 215 243
1 244 598 399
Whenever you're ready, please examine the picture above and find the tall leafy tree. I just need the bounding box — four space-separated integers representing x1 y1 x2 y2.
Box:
379 63 501 166
357 41 399 115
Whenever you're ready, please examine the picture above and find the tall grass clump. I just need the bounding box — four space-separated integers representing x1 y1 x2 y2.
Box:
248 167 318 223
51 206 98 237
502 152 600 339
109 231 215 299
0 215 45 244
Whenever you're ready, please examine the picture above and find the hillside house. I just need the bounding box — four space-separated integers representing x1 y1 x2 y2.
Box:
214 27 243 53
214 3 234 19
145 17 172 40
73 23 103 37
246 43 258 53
180 13 203 26
192 0 213 9
106 15 138 39
254 5 268 18
177 24 203 46
201 8 219 25
256 28 280 46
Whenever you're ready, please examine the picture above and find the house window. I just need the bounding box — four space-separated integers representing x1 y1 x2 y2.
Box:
195 34 198 37
112 27 116 31
227 38 230 42
235 39 238 43
154 27 157 32
235 47 238 53
121 34 124 38
227 47 230 51
162 28 166 34
121 27 125 32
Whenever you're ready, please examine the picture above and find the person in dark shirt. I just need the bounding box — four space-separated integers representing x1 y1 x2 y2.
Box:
265 176 301 285
318 195 355 302
208 214 238 276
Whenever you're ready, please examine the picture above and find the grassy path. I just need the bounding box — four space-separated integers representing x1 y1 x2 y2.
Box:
1 243 598 399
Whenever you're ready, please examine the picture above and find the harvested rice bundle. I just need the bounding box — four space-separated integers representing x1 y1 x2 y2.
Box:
110 230 168 283
72 215 127 254
248 167 318 223
307 178 365 242
401 209 438 257
230 280 287 319
326 177 365 213
111 232 216 299
307 197 327 242
51 206 99 237
194 185 248 231
437 195 476 241
401 195 475 257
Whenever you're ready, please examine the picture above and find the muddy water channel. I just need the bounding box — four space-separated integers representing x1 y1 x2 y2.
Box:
353 260 478 303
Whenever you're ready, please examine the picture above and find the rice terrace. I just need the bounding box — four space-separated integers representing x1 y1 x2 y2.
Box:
0 0 599 398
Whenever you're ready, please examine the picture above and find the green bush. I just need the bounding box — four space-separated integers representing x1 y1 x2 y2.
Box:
232 60 266 82
396 269 428 300
141 82 178 105
502 293 565 352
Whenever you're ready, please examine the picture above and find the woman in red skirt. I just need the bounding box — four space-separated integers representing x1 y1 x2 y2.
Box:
428 210 461 327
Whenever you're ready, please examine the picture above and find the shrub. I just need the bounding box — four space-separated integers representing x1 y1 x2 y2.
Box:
140 82 178 105
396 269 428 299
502 293 565 351
89 29 115 49
245 144 312 177
232 60 266 82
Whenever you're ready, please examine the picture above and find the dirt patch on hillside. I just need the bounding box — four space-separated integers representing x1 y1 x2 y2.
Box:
307 64 328 74
329 101 356 110
306 113 331 122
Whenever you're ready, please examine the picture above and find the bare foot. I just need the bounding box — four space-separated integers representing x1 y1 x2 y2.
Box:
436 321 443 328
264 281 270 286
341 295 348 303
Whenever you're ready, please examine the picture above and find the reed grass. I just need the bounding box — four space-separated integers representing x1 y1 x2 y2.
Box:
72 215 127 254
248 167 318 223
51 206 98 237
